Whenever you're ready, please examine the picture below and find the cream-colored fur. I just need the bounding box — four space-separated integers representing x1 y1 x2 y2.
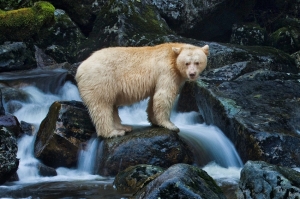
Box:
75 43 209 138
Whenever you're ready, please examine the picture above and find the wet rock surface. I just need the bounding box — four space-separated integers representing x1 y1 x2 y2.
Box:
237 161 300 199
34 100 95 168
193 78 300 167
133 163 226 199
0 126 19 185
97 126 194 176
113 164 164 194
0 42 36 72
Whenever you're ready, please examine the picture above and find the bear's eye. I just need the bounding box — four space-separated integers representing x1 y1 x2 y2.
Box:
185 62 190 66
195 62 199 65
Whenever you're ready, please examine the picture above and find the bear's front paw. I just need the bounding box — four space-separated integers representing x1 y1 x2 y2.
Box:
168 126 180 133
108 129 126 138
162 122 180 133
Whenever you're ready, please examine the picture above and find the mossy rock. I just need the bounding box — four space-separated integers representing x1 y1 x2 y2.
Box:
0 1 55 44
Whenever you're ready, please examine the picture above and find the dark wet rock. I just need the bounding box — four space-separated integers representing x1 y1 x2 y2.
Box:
20 121 35 136
0 126 19 185
0 114 22 137
36 162 57 177
96 126 193 177
291 50 300 69
269 25 300 54
36 9 87 63
194 79 300 167
78 0 173 61
44 0 104 36
237 161 300 199
0 89 5 115
204 42 297 73
133 163 226 199
34 45 57 68
177 82 199 113
34 101 95 168
0 42 36 72
147 0 256 42
230 23 267 46
114 164 164 194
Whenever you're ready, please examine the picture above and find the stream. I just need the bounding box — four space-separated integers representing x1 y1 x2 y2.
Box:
0 69 243 198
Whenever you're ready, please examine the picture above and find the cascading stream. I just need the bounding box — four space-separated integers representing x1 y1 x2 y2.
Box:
0 70 242 197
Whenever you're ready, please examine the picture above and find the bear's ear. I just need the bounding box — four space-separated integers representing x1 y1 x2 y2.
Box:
202 45 209 56
172 47 181 54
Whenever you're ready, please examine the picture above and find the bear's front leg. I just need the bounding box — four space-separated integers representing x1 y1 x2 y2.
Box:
152 88 179 132
90 103 126 138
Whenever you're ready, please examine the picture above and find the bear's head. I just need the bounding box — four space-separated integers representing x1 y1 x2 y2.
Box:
173 44 209 81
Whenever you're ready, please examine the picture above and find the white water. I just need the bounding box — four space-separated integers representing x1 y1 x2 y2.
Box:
2 80 242 189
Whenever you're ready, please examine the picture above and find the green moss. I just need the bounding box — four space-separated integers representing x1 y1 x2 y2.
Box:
0 1 55 43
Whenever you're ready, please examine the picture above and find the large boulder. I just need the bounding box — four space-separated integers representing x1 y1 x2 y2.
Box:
147 0 256 42
237 161 300 198
96 126 193 176
177 41 300 167
34 101 95 168
36 9 87 63
133 163 226 199
77 0 174 61
0 2 55 44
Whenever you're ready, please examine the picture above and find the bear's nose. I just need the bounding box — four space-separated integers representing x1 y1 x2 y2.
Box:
189 73 196 78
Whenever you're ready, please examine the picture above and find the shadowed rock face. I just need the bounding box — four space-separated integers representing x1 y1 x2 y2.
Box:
96 126 194 176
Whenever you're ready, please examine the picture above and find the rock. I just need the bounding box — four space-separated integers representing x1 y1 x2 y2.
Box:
133 163 226 199
147 0 256 42
0 114 22 137
237 161 300 199
20 121 35 136
78 0 174 61
0 42 36 72
193 78 300 167
230 23 267 46
0 126 19 185
36 162 57 177
0 2 55 44
45 0 104 36
114 164 164 194
36 9 87 63
34 101 95 168
269 26 300 54
96 126 193 176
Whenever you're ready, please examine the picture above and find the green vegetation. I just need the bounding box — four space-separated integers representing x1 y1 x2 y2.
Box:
0 1 55 43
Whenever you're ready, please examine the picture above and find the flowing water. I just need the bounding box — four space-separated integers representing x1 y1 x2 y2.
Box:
0 69 243 198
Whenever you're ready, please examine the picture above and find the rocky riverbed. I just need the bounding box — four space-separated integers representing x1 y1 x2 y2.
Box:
1 0 300 198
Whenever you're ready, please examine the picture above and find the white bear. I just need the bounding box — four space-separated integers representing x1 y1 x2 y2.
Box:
75 43 209 138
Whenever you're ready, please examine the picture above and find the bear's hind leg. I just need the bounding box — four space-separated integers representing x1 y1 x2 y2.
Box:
113 106 132 132
146 96 159 126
